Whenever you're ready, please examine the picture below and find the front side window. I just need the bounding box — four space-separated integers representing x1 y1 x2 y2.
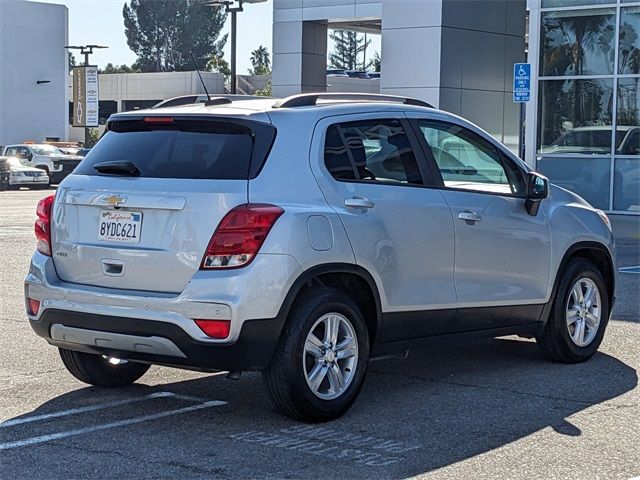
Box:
418 121 525 196
323 119 423 185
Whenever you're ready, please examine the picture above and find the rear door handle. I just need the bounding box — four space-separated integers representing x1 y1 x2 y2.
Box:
458 211 481 223
345 197 375 209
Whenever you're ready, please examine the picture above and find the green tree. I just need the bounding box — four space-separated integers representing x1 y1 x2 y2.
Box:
329 29 371 71
122 0 227 73
367 51 381 72
99 63 141 74
68 52 76 73
249 45 271 75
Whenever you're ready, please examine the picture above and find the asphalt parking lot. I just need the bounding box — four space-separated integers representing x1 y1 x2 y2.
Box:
1 189 639 480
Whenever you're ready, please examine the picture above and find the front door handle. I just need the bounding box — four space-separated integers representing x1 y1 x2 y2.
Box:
458 211 481 224
345 197 375 209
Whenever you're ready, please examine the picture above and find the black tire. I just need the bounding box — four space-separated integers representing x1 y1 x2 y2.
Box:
537 259 610 363
263 287 370 422
59 348 150 387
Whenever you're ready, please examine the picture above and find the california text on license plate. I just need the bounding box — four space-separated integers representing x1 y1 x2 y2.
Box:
98 210 142 243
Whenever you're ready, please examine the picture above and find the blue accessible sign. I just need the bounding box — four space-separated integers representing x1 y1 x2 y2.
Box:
513 63 531 103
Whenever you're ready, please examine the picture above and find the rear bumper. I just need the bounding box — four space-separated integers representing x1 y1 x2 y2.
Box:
25 251 303 371
31 309 283 371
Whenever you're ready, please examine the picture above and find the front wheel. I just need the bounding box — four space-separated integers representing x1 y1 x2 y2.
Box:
59 348 150 387
263 287 370 422
537 259 610 363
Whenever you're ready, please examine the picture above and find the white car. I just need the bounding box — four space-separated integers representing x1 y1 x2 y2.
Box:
2 144 82 184
0 156 49 189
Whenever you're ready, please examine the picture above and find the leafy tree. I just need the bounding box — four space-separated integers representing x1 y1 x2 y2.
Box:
99 63 141 74
367 51 381 72
68 52 76 73
122 0 227 73
329 29 371 71
249 45 271 75
207 54 230 77
255 80 272 97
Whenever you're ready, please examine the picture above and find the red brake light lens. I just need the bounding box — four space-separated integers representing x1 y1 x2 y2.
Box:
27 298 41 316
201 204 284 270
143 116 174 124
35 195 55 256
195 319 231 339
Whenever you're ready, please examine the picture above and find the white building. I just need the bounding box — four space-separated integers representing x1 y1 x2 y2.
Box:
0 0 68 146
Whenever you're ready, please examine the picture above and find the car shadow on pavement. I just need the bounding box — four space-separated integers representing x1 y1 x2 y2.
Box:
1 336 637 479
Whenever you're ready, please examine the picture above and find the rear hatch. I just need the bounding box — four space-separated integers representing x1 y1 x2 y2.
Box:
52 114 275 293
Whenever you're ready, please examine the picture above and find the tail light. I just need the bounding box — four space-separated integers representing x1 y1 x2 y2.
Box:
194 319 231 339
201 204 284 269
35 195 55 256
27 298 41 316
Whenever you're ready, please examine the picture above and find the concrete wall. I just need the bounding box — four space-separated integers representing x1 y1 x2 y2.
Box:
326 77 379 93
96 71 225 110
0 0 68 145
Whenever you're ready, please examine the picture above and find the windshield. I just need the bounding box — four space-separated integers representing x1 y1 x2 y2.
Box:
74 118 276 180
30 145 65 155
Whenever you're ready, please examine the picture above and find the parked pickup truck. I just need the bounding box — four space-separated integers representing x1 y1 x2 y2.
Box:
2 144 83 185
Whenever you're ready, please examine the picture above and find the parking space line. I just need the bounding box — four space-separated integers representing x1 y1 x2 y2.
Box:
619 265 640 274
0 400 226 451
1 391 177 428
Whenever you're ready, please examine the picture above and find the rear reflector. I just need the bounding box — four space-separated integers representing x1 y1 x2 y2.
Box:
35 195 55 256
27 298 40 316
195 319 231 339
201 204 284 270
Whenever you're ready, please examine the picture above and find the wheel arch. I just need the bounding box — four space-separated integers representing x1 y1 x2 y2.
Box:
277 263 383 347
542 241 615 324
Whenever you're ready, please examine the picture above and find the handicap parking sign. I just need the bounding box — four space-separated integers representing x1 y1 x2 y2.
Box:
513 63 531 103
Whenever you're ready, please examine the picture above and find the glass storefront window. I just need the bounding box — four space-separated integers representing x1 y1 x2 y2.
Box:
538 79 613 152
537 156 612 210
617 78 640 154
541 9 616 77
614 158 640 211
619 7 640 74
543 0 615 7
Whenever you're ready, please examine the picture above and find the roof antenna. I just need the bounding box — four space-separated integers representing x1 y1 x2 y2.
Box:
189 52 212 103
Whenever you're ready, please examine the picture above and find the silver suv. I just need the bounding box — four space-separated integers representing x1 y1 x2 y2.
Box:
25 94 616 422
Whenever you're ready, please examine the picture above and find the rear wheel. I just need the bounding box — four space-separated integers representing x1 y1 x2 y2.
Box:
263 287 370 422
59 348 150 387
537 259 609 363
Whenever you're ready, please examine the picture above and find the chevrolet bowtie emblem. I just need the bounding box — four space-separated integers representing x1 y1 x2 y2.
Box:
104 194 127 207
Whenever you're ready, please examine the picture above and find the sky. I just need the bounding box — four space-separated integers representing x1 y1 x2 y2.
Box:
41 0 275 74
40 0 381 75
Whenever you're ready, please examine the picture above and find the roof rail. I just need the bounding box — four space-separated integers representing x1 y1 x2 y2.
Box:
272 93 434 109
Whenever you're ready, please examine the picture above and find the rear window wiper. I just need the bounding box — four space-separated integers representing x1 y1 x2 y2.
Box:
93 161 141 176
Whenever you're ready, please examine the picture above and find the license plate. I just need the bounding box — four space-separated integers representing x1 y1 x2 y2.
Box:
98 210 142 243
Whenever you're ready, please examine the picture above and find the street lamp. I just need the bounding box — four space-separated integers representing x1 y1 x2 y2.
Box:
65 45 109 67
205 0 267 94
65 45 108 146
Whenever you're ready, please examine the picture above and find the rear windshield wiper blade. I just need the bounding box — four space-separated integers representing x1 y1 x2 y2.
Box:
93 161 141 176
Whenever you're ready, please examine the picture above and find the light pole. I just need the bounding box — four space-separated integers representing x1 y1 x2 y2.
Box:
65 45 108 146
205 0 266 95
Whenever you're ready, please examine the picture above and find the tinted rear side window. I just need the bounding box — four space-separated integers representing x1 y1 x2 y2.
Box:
74 118 275 180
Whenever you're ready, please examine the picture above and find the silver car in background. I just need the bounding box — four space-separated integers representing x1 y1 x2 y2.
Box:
24 94 615 422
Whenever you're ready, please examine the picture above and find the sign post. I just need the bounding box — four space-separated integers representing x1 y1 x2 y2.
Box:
72 65 99 147
513 63 531 160
513 63 531 103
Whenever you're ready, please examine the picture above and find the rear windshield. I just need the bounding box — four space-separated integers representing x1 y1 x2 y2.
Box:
74 118 275 180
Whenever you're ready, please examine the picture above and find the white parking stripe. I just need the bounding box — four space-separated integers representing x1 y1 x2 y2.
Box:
0 400 226 451
0 391 176 429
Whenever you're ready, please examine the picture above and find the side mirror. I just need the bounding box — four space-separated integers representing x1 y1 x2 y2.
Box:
525 172 549 216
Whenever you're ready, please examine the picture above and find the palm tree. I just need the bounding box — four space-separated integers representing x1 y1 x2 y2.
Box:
249 46 271 76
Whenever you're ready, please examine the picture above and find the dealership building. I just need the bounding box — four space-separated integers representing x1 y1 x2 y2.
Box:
273 0 640 215
1 0 639 215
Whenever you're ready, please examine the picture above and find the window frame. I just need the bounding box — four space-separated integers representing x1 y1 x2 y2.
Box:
408 118 529 199
321 117 439 189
